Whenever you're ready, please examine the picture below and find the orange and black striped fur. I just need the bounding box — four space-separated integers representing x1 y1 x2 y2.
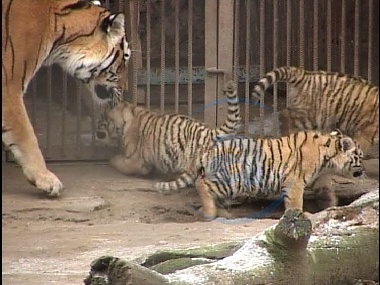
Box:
195 130 364 219
251 66 379 159
96 81 242 192
2 0 130 197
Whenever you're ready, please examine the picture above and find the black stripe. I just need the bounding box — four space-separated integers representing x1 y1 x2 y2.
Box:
4 0 14 51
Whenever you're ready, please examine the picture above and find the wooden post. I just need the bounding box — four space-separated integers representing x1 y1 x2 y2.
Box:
204 0 235 128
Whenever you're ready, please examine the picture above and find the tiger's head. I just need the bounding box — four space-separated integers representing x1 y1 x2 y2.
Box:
325 130 365 178
95 101 135 145
84 13 131 107
48 0 131 105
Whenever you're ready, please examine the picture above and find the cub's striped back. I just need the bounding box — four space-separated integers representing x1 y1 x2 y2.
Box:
195 130 364 219
250 66 379 158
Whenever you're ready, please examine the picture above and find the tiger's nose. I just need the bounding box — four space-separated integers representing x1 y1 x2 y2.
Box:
96 131 107 140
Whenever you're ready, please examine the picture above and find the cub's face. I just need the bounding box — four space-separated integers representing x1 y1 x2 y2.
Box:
95 102 133 144
333 135 365 178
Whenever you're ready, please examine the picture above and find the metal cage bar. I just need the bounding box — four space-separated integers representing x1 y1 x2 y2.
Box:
244 0 251 134
46 67 52 158
326 0 332 71
367 0 373 83
160 0 166 114
174 0 180 114
272 0 279 136
259 0 265 134
187 0 193 117
313 0 319 70
353 0 360 76
146 0 151 109
340 0 346 73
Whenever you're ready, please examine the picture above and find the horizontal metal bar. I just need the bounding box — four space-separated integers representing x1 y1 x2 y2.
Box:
137 65 260 85
206 67 226 73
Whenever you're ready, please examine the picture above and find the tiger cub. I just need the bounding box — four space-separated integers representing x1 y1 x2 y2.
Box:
194 130 364 219
84 256 132 285
250 66 379 159
96 81 241 192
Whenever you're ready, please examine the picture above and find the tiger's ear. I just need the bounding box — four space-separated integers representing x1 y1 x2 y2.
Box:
101 13 125 36
90 0 102 6
330 129 343 137
57 0 96 14
339 137 355 152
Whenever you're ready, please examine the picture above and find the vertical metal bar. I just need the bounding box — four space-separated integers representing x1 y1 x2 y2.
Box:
299 0 304 68
46 67 52 158
340 0 346 73
313 0 319 70
233 0 240 84
160 0 166 113
273 0 278 136
259 0 265 135
90 88 96 153
132 0 139 106
146 0 151 109
244 0 251 134
174 0 180 114
286 0 291 107
204 0 218 127
187 0 193 117
326 0 332 71
104 0 110 9
31 78 37 128
353 0 360 77
61 72 67 156
368 0 373 83
76 82 82 157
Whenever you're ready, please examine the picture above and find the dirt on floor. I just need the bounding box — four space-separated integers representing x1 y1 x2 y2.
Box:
2 159 278 285
2 158 378 285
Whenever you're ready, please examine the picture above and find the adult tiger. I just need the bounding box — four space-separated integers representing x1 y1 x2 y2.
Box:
194 130 364 219
95 81 242 192
2 0 130 197
250 66 379 159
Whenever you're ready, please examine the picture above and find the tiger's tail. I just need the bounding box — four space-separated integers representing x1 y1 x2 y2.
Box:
214 80 242 135
153 172 194 193
250 66 305 102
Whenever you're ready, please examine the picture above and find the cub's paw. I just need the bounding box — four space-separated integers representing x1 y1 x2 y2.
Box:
25 169 63 197
197 207 217 221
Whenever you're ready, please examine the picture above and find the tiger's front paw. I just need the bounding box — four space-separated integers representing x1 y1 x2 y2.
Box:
25 169 63 197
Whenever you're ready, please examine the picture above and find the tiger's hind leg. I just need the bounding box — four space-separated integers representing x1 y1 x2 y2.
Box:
2 93 63 196
109 154 151 176
153 172 194 193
